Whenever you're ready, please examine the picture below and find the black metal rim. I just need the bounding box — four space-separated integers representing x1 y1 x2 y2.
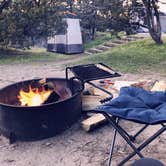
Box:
0 77 82 110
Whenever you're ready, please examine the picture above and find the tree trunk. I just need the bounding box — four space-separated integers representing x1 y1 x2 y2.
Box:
67 0 73 13
142 0 163 44
91 11 97 40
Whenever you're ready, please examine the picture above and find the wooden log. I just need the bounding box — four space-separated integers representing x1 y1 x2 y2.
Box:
43 91 60 104
131 80 156 91
44 82 56 91
42 81 61 104
81 113 107 132
113 81 136 91
82 95 103 111
151 80 166 91
81 82 120 131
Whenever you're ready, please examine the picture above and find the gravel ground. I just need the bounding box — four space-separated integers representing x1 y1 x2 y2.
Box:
0 62 166 166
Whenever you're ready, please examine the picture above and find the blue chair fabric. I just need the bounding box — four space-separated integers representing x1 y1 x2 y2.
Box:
97 86 166 124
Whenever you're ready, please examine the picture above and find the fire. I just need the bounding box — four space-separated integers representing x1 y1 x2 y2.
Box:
18 85 52 106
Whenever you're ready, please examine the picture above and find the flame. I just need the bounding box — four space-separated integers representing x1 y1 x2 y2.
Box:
18 85 52 106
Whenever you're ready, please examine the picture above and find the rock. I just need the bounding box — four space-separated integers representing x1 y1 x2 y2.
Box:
45 142 52 147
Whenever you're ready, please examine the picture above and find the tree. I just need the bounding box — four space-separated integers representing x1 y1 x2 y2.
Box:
77 0 163 44
76 0 98 40
142 0 163 44
77 0 127 40
118 0 163 44
0 0 66 48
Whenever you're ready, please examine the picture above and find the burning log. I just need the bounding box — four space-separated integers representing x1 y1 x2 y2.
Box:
40 80 61 105
38 78 47 85
42 81 61 104
43 91 60 104
17 79 61 106
43 82 55 91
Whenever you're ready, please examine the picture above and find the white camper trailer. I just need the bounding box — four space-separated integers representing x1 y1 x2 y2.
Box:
47 13 83 54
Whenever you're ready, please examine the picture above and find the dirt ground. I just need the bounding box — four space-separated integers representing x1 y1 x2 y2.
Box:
0 62 166 166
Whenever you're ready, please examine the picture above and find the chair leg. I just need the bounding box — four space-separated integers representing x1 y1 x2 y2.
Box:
107 118 119 166
161 123 166 127
103 113 166 165
118 125 166 166
112 122 148 142
106 117 148 142
106 118 146 165
131 124 149 141
103 114 144 159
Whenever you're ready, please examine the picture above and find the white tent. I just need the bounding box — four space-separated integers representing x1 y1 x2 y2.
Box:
160 15 166 33
47 14 83 54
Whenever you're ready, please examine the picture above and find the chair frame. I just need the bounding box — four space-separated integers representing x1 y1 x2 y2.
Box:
101 112 166 166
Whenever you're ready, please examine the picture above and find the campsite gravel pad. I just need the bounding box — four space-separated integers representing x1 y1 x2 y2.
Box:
0 62 165 166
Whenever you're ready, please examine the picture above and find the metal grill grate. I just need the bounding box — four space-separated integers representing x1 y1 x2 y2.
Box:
67 63 121 82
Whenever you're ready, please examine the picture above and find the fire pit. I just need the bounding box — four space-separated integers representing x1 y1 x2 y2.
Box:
0 78 83 142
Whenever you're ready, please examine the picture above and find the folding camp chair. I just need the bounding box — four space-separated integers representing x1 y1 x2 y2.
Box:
95 86 166 166
66 63 166 166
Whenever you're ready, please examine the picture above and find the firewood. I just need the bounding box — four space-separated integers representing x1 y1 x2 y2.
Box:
43 91 60 104
93 88 110 98
38 79 56 91
44 82 56 90
113 81 136 91
151 80 166 91
82 86 95 95
81 83 120 131
81 113 107 132
82 95 103 111
131 80 156 91
38 78 46 85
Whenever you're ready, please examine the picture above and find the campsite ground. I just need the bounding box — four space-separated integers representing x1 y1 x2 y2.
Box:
0 62 166 166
